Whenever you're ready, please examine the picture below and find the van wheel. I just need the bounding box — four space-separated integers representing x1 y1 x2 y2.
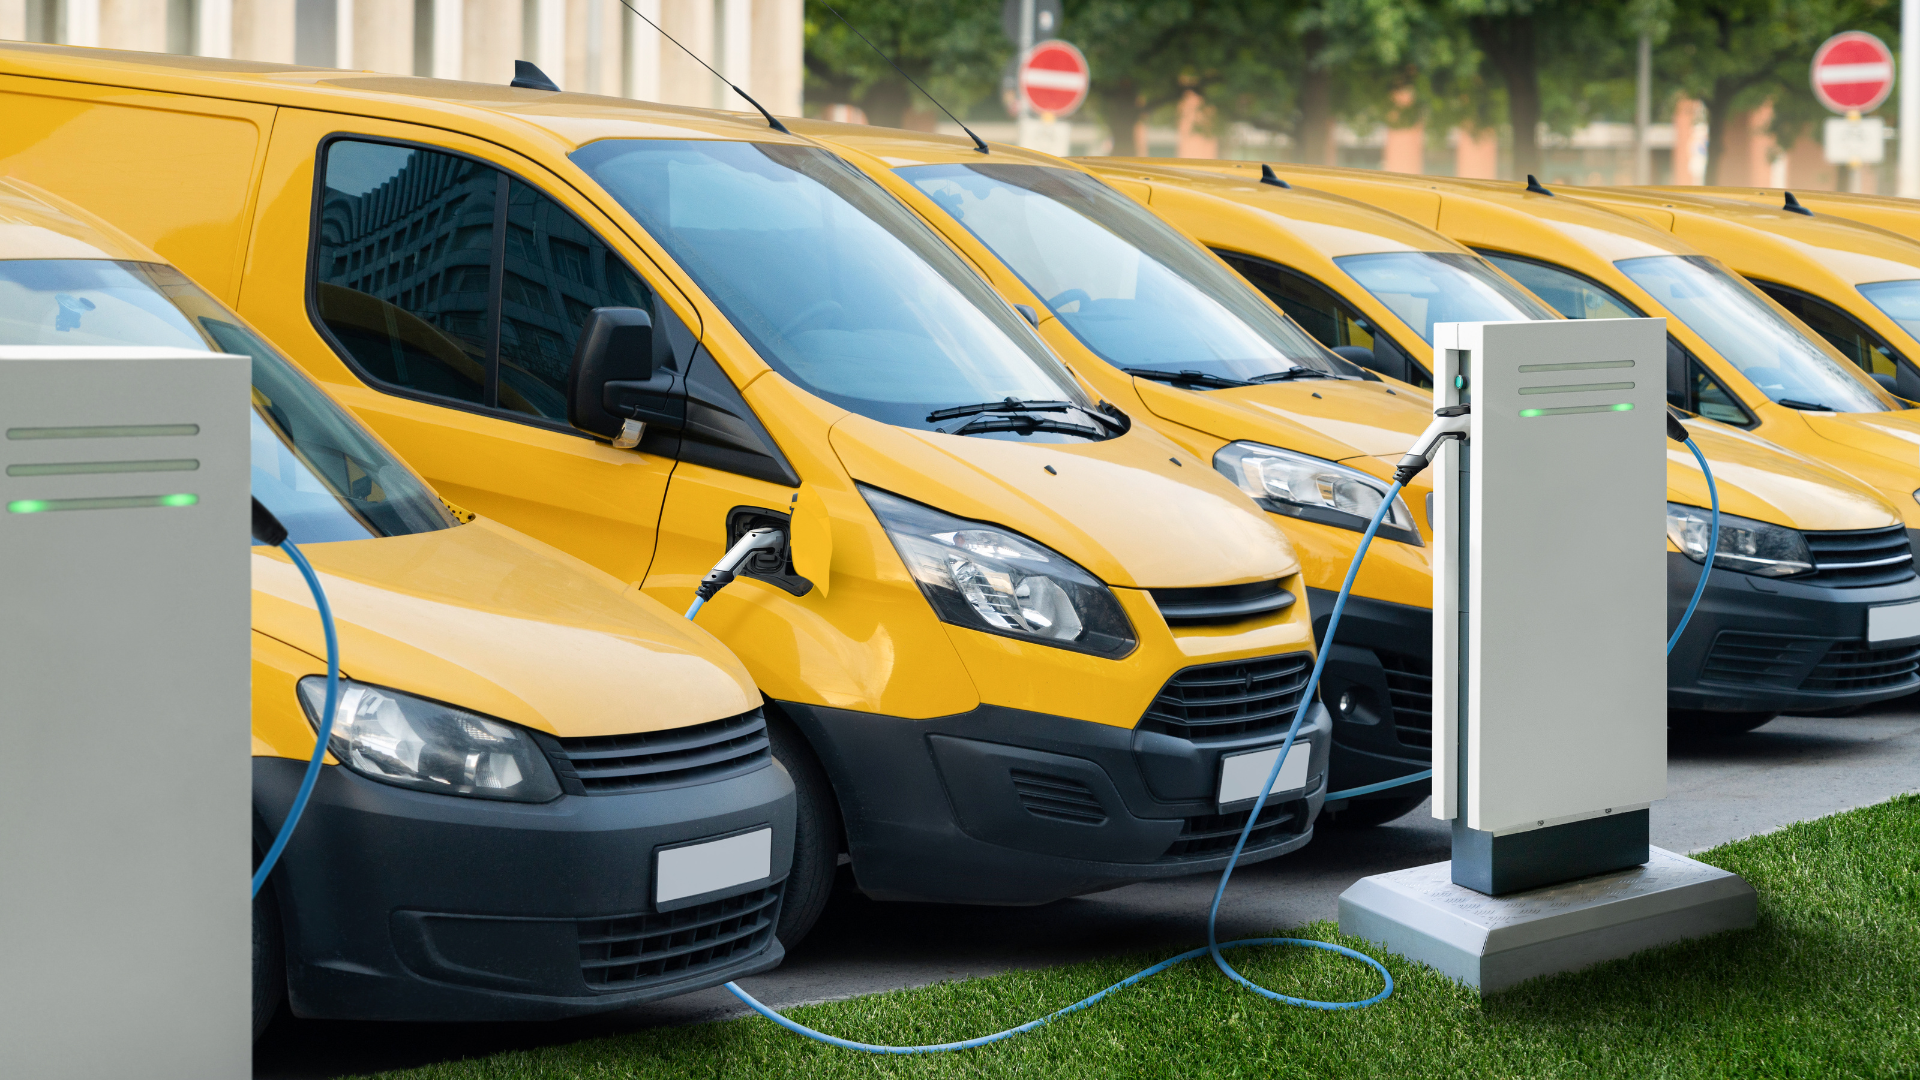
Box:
252 870 285 1041
1670 709 1777 737
767 716 840 952
1320 791 1425 828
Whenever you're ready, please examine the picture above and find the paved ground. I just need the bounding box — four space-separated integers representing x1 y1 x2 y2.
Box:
254 702 1920 1079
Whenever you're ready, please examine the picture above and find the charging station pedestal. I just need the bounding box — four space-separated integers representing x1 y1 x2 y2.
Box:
1338 320 1755 994
1 348 250 1078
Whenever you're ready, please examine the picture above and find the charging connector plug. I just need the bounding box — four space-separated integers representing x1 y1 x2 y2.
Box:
687 527 787 618
1393 405 1471 485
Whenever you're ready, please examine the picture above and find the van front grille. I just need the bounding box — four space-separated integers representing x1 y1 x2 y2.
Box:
1161 801 1302 860
1803 526 1915 587
541 710 770 795
1010 770 1108 825
1378 650 1434 749
1801 641 1920 692
1149 579 1295 626
577 884 782 991
1140 653 1313 741
1700 632 1920 694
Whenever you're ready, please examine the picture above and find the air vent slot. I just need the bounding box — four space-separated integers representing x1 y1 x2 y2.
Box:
1150 579 1295 626
1010 770 1108 825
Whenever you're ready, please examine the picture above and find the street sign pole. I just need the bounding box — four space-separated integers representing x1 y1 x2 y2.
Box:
1903 0 1919 197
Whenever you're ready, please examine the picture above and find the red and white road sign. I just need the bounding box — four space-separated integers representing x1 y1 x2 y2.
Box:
1811 31 1896 114
1018 40 1090 117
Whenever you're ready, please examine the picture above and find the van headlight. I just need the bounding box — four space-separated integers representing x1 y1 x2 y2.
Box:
1666 503 1813 578
861 484 1137 658
1214 442 1419 542
296 677 562 802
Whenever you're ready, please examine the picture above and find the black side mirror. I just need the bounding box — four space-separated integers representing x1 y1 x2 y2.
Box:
1332 344 1398 382
1872 372 1899 395
568 307 653 440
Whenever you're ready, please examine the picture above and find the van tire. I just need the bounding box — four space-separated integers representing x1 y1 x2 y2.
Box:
1669 709 1777 737
767 715 840 952
252 870 284 1041
1320 791 1425 828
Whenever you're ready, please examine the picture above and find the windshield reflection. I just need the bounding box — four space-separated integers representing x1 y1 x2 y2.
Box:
1336 251 1558 342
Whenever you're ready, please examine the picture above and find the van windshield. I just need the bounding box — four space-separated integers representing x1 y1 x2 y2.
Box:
572 140 1098 433
1335 251 1558 342
900 163 1354 386
1616 255 1894 413
0 259 455 543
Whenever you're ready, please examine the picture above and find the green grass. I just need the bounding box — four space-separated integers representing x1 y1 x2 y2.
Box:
371 795 1920 1080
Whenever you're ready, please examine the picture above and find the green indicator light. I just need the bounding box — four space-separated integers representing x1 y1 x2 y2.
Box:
6 494 200 513
1519 409 1543 418
1520 404 1635 418
8 499 49 513
1453 375 1466 389
159 493 199 507
1612 403 1635 411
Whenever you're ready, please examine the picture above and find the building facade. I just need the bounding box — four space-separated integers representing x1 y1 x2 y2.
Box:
1 0 803 115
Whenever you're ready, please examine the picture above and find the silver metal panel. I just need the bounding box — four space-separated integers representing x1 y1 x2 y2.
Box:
0 348 250 1079
1338 847 1756 994
1432 320 1668 835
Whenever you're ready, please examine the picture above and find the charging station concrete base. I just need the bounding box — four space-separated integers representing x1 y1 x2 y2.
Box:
1338 847 1755 995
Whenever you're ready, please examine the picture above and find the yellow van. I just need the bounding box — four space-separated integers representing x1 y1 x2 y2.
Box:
1163 165 1920 554
1575 187 1920 400
1650 186 1920 238
782 123 1450 824
0 178 794 1032
1079 162 1920 727
0 46 1328 939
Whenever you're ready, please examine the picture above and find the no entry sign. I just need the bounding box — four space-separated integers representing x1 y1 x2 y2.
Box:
1018 40 1090 117
1811 31 1896 114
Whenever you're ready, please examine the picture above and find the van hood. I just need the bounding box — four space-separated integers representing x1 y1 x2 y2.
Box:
828 415 1298 589
252 517 760 738
1798 410 1920 474
1662 421 1898 530
1132 376 1434 461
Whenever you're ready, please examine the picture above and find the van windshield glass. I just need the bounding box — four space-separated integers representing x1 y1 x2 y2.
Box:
1616 255 1893 413
1335 251 1558 342
1859 280 1920 342
0 259 455 543
572 140 1095 432
901 163 1353 385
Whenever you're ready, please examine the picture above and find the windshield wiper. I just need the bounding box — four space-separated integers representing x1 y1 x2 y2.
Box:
926 398 1077 423
1247 367 1336 384
1776 398 1834 412
944 413 1103 438
1121 367 1251 389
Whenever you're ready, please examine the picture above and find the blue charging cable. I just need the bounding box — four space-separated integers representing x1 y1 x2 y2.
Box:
1670 436 1719 657
694 484 1411 1052
252 502 342 901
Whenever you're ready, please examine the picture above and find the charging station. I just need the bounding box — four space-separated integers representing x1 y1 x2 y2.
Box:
1339 320 1757 994
1 347 251 1078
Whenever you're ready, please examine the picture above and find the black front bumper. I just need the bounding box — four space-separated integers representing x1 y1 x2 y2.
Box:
1305 588 1434 805
777 699 1332 905
1666 552 1920 713
254 757 795 1022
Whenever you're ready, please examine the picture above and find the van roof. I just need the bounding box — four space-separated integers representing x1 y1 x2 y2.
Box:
0 42 808 153
0 176 161 262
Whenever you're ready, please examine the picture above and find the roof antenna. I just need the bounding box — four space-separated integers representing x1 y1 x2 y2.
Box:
821 3 989 154
1260 164 1291 189
511 60 561 91
612 0 789 134
1525 174 1554 196
1782 190 1814 216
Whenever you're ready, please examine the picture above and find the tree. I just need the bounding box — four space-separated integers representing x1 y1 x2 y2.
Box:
1065 0 1240 156
803 0 1008 129
1658 0 1899 183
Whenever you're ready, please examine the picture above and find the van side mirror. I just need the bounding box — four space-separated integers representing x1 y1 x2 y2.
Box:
1332 344 1400 383
568 307 654 441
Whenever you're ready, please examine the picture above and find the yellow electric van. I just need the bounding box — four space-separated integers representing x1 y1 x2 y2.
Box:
782 123 1444 822
1574 187 1920 401
0 178 794 1033
1649 186 1920 238
1160 165 1920 552
0 45 1329 940
1081 162 1920 729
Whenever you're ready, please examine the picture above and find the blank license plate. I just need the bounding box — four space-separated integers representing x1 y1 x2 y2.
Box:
1868 601 1920 645
1218 744 1310 808
655 828 772 905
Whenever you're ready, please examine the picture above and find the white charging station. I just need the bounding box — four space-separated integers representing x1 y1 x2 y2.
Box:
1339 320 1756 994
1 347 251 1078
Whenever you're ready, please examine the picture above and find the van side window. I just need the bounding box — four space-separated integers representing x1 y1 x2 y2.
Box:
315 142 497 406
1753 280 1917 398
313 139 655 426
1666 337 1754 427
1212 249 1428 388
498 179 654 422
1475 251 1640 321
